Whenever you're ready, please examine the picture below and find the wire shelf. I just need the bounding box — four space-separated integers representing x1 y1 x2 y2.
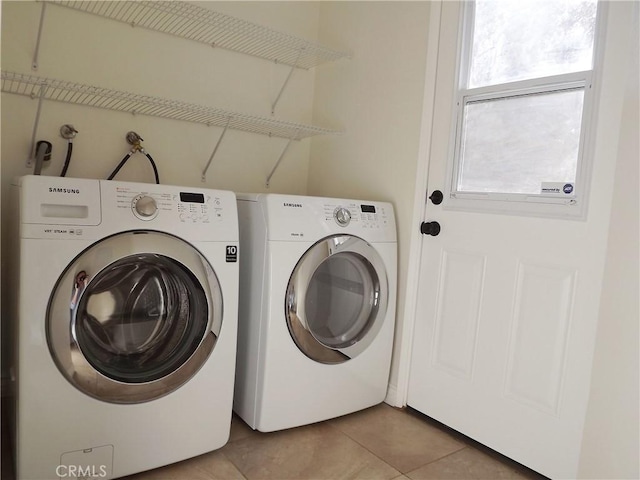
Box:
48 0 350 70
1 70 341 140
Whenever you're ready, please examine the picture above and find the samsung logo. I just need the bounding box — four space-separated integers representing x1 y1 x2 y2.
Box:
49 187 80 194
283 202 303 208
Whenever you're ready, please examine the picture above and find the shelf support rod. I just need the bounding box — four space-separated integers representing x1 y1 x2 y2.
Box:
266 129 300 188
27 82 48 167
271 48 304 116
32 2 47 71
201 116 232 182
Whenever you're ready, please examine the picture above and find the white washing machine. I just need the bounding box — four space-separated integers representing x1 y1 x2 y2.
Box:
9 175 239 479
233 193 397 432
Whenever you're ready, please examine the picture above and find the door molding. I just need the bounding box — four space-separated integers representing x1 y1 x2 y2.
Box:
386 0 443 408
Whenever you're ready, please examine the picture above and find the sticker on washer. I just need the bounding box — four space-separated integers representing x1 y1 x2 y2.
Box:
226 245 238 262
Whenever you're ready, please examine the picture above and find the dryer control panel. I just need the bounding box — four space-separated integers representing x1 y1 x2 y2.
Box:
323 202 391 230
251 193 396 242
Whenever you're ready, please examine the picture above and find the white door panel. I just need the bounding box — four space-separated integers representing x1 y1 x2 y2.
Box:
407 2 632 478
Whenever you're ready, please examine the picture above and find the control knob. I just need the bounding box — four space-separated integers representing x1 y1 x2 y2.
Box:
132 195 158 220
334 207 351 227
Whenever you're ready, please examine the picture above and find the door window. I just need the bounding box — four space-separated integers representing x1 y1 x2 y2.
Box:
449 0 600 217
286 235 388 364
47 231 222 403
74 253 208 383
304 252 379 349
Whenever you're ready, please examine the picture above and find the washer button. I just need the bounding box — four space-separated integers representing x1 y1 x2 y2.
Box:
132 195 158 220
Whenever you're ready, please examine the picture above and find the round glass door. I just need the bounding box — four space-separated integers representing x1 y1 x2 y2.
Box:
47 231 222 404
286 235 388 364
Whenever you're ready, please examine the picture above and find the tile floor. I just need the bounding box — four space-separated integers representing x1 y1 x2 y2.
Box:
2 403 547 480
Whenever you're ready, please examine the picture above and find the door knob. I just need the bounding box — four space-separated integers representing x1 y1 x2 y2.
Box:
429 190 443 205
420 221 441 236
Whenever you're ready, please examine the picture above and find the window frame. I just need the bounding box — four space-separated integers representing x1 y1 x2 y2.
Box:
444 0 607 219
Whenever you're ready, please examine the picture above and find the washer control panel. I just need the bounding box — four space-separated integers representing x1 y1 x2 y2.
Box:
324 202 390 230
116 186 223 224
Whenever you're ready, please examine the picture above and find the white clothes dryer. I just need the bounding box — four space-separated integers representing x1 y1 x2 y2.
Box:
9 176 239 479
234 193 397 432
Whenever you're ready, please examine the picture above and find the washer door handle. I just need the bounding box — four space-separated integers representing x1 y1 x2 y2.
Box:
70 270 89 310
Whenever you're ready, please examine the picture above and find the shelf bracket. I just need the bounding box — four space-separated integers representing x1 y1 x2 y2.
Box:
271 48 304 116
32 2 47 71
266 129 300 188
27 82 49 167
201 116 232 182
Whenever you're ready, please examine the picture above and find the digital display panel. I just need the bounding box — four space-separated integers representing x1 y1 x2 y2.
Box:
180 192 205 204
361 205 376 213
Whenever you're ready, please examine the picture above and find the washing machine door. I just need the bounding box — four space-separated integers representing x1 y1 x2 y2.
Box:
286 235 389 364
47 230 222 404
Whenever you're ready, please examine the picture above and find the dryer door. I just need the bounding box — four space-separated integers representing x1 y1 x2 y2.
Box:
286 235 389 364
47 231 222 404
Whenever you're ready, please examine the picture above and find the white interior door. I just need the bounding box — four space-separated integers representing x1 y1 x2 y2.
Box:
406 2 632 478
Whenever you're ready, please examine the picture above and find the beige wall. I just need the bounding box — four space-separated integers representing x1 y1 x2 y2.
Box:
0 0 433 409
0 1 322 349
309 1 431 399
578 3 640 478
0 1 320 193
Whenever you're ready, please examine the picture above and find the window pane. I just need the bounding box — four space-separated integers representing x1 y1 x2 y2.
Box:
457 89 584 195
469 0 597 88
